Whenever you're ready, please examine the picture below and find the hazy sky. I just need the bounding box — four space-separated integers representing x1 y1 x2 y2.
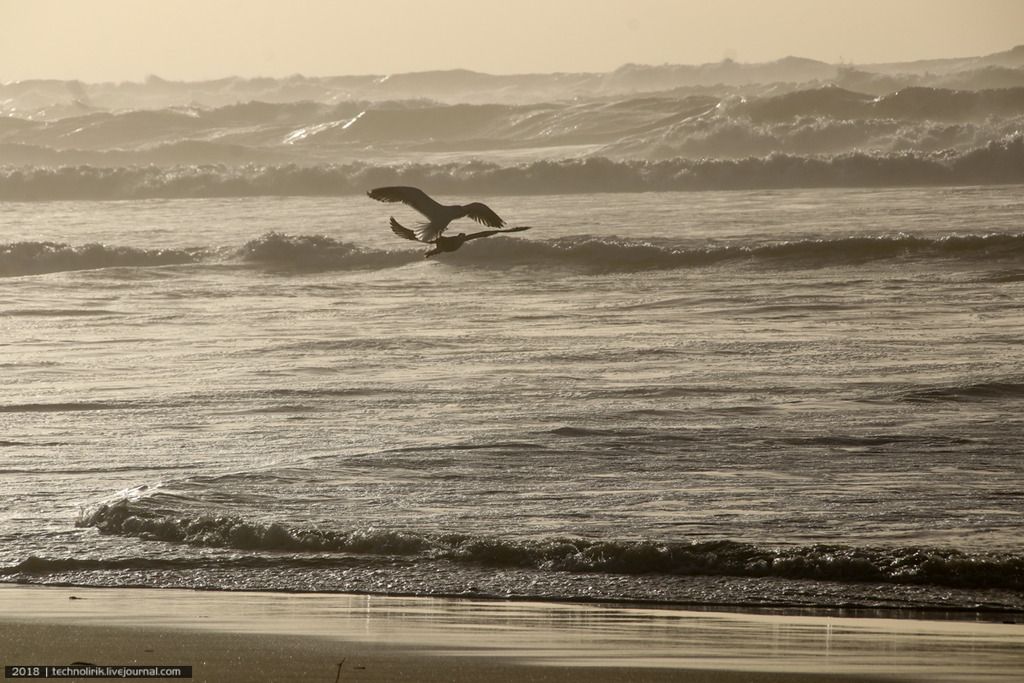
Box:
2 0 1023 82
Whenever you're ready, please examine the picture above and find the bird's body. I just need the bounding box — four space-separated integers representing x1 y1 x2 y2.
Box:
388 217 531 257
368 186 531 257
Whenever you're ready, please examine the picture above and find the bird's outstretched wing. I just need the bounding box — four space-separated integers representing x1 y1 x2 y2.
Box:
462 226 532 242
367 186 444 220
389 217 422 242
463 202 506 228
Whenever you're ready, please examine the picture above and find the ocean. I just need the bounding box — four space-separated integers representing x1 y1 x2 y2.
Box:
2 186 1023 615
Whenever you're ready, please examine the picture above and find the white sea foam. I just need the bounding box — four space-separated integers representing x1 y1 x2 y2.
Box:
3 85 1024 168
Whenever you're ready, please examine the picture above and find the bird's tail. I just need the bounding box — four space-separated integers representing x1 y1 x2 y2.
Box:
389 217 419 242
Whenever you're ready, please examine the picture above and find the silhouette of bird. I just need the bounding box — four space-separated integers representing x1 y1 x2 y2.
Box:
367 186 531 257
388 217 531 257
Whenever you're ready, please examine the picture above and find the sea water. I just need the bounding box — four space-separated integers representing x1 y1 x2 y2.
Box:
2 187 1022 614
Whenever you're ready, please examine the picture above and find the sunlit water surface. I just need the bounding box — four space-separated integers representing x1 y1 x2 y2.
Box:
2 187 1022 613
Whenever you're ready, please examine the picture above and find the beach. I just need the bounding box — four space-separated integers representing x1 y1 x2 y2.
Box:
2 585 1022 682
4 11 1024 683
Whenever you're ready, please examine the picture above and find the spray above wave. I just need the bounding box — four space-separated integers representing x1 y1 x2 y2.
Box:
3 136 1023 201
74 499 1024 591
3 44 1024 113
4 86 1024 167
729 86 1024 124
4 231 1023 277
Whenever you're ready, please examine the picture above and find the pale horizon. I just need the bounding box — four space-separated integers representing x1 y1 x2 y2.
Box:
2 0 1023 82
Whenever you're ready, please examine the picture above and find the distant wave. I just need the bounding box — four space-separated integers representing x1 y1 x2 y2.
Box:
902 380 1024 403
0 400 142 413
4 232 1023 278
4 85 1024 167
458 232 1024 271
74 499 1024 591
1 308 124 317
733 86 1024 124
3 136 1023 200
0 240 200 277
2 49 1024 112
0 440 68 448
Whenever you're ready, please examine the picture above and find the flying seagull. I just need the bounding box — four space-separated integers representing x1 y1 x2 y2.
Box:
367 186 531 257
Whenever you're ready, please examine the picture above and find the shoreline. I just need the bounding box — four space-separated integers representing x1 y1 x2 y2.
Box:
2 584 1022 682
5 578 1021 624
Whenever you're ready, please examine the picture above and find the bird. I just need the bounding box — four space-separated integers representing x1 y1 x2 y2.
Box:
388 217 531 257
367 186 531 257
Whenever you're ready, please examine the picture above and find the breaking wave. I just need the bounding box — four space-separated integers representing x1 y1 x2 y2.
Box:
238 232 415 270
4 232 1022 277
69 499 1024 591
4 82 1024 169
0 241 202 277
465 232 1024 271
2 136 1022 201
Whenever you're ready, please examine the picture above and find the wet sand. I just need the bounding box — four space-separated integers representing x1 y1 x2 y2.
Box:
1 585 1021 682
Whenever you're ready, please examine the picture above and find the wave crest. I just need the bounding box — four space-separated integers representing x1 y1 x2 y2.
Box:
0 240 201 277
2 135 1023 201
4 232 1022 278
74 499 1024 591
239 232 416 270
902 380 1024 403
